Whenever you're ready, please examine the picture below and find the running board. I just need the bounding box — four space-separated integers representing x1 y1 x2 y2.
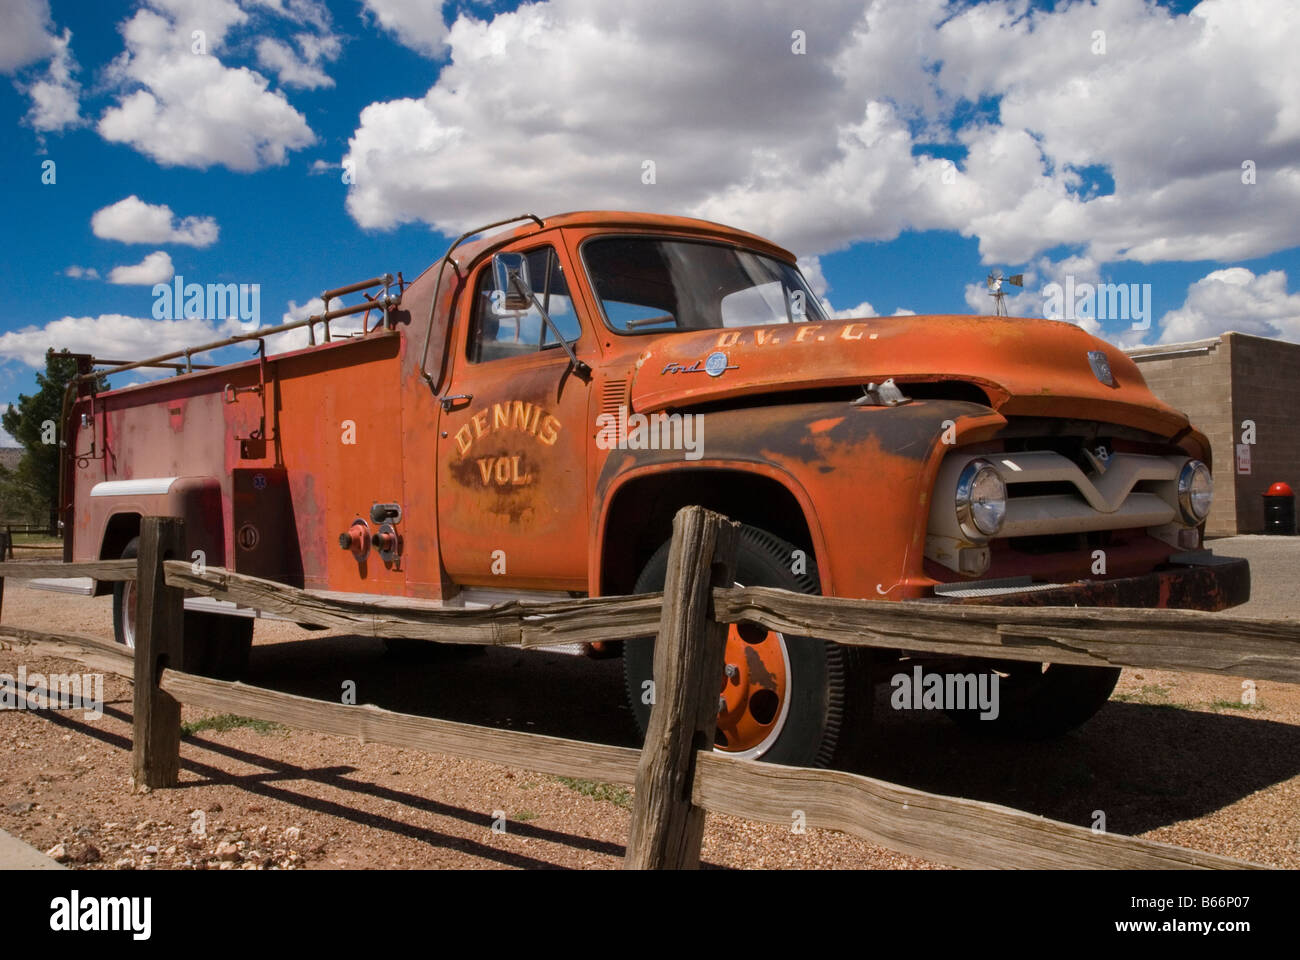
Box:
24 579 283 619
26 577 95 596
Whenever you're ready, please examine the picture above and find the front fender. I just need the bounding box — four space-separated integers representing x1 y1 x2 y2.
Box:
591 399 1004 600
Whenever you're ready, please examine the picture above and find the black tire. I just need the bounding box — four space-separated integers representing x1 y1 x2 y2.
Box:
113 537 253 680
183 612 254 681
941 660 1121 739
111 539 139 650
623 524 872 769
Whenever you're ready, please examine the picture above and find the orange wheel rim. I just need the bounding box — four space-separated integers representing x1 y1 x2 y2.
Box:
714 619 790 757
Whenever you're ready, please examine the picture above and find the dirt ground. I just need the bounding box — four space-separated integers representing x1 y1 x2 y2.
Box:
1 536 1297 870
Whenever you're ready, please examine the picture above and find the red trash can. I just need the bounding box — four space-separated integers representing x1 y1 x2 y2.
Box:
1263 481 1296 535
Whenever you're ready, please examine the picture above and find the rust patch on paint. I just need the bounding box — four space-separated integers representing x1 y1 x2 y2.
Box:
808 417 843 435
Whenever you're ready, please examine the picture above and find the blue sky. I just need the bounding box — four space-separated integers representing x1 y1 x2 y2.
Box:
3 0 1300 443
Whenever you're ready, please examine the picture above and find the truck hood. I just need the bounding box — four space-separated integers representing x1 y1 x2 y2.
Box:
629 314 1191 440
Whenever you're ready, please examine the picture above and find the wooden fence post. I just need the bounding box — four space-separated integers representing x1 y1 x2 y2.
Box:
0 529 8 623
132 516 185 790
624 506 739 869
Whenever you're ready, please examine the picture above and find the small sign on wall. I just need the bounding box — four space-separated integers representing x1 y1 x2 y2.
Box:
1236 443 1252 475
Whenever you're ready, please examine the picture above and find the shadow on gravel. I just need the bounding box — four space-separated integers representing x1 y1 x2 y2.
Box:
863 684 1300 836
245 633 1300 839
245 633 639 748
38 702 627 869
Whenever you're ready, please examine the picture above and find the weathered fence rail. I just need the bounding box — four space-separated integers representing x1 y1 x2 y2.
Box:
163 560 664 647
1 512 1293 870
1 522 58 539
0 558 136 581
162 669 1249 869
161 564 1300 684
714 587 1300 683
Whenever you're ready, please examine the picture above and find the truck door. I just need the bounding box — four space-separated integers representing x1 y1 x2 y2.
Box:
435 240 593 591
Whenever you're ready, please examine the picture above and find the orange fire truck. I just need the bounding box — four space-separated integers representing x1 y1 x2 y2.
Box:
51 211 1248 768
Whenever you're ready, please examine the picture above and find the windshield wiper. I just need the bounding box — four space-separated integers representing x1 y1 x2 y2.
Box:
625 313 677 330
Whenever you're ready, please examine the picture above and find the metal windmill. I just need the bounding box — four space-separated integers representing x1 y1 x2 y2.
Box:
986 270 1024 317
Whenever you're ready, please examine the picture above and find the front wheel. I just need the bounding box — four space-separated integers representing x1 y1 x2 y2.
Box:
623 524 872 769
113 537 253 680
941 660 1121 739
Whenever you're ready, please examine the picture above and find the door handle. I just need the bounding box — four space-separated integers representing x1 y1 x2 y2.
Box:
440 393 473 412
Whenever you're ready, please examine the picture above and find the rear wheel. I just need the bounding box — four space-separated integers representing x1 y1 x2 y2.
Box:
623 524 872 769
113 537 253 680
941 660 1121 739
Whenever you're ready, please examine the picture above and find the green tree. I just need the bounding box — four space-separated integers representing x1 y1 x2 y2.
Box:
0 350 107 527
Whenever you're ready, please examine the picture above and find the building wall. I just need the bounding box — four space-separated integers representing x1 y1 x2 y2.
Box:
1127 332 1300 535
1126 336 1236 536
1228 333 1300 533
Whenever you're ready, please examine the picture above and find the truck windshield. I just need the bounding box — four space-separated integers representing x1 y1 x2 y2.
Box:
582 236 828 334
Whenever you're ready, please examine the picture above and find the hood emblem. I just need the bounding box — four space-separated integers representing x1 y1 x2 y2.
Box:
1087 350 1115 387
661 351 739 377
704 351 731 377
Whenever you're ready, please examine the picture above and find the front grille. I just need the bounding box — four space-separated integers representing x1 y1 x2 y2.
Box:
925 433 1190 577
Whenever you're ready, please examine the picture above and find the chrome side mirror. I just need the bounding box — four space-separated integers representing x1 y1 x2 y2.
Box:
492 252 533 311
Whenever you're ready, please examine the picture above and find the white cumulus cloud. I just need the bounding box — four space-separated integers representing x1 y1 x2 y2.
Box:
340 0 1300 275
0 0 57 72
1157 268 1300 344
2 0 81 135
255 31 339 89
91 195 219 247
98 4 315 172
108 251 175 286
0 313 244 369
21 27 81 133
359 0 452 57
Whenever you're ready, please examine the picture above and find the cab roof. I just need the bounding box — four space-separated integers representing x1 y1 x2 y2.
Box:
428 210 797 282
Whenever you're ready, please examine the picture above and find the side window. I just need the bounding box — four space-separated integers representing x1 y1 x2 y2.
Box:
469 246 580 363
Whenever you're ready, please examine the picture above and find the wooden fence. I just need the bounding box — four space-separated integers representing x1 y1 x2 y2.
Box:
2 513 1298 870
2 522 59 543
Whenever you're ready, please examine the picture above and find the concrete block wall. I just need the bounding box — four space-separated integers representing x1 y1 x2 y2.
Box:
1127 332 1300 535
1127 336 1237 536
1228 333 1300 533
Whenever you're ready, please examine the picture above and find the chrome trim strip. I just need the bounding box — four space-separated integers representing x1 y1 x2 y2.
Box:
90 478 180 497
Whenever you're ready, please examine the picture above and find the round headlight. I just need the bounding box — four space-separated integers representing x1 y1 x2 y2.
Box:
955 459 1007 540
1177 460 1213 523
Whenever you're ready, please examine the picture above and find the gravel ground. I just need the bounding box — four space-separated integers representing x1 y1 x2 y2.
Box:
1 536 1298 869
